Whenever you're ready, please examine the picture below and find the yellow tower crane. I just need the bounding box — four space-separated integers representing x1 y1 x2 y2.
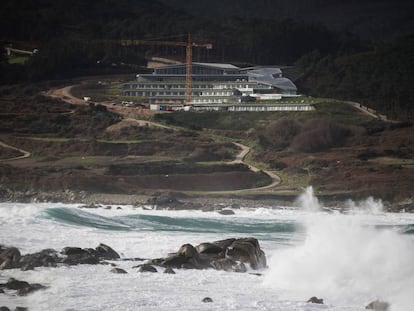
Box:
113 34 212 105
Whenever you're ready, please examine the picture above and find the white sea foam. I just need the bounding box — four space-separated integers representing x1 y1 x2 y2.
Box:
264 187 414 311
1 195 414 310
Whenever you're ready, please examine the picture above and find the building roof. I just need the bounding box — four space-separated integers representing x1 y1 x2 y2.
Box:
140 63 297 92
194 62 240 69
246 67 297 91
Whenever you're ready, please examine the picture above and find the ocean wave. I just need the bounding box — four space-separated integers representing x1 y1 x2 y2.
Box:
42 207 298 236
42 207 131 231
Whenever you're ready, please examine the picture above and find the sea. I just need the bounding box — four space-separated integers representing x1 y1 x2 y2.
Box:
1 187 414 311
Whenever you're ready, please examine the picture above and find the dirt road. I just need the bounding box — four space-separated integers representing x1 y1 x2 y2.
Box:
46 84 281 193
230 142 281 192
0 141 31 161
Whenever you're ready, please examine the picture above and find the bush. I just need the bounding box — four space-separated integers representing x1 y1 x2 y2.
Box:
290 119 350 152
262 117 301 150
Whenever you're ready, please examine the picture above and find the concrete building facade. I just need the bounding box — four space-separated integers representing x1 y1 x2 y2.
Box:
123 63 298 106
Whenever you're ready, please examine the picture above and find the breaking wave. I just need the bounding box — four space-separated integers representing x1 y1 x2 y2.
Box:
265 186 414 311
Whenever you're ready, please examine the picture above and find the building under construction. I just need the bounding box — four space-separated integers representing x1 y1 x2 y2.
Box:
123 62 298 106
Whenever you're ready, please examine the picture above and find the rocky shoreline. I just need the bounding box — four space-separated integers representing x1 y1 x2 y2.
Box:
0 239 391 311
1 238 267 310
1 188 413 213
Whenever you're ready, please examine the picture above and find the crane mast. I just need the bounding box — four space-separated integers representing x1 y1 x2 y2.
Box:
113 34 212 105
185 34 192 105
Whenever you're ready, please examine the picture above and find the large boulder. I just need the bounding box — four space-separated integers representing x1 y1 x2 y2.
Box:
61 247 99 265
150 237 266 272
0 244 121 270
307 296 324 304
210 258 247 272
195 242 223 255
19 249 59 270
0 247 21 270
1 278 47 296
365 300 390 311
95 243 120 260
177 244 198 258
225 238 267 269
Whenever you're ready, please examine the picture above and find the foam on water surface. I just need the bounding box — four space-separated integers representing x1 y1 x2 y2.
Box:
1 190 414 310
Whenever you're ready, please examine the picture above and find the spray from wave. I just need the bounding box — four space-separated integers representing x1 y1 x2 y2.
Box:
264 186 414 311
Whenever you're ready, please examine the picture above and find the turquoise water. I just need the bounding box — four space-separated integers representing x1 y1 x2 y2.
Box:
1 194 414 311
43 207 298 234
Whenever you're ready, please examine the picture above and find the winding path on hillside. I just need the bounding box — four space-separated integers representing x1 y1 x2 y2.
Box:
347 101 395 122
45 85 85 105
230 142 281 192
0 141 31 161
46 84 281 193
47 84 282 192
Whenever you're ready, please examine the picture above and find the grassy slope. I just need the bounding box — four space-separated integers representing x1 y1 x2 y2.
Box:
0 81 413 202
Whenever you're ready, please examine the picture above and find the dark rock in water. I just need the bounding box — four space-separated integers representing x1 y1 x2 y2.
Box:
202 297 213 303
195 242 223 255
17 283 47 296
231 203 241 209
0 247 21 270
307 296 324 304
0 289 4 294
61 244 120 266
20 263 35 271
148 237 266 273
61 250 99 265
365 300 390 311
161 255 189 269
110 268 127 274
218 209 235 215
0 307 11 311
15 308 28 311
213 238 236 250
177 244 198 258
210 258 236 271
0 244 121 270
136 264 158 273
146 193 201 210
2 278 47 296
163 267 175 274
233 262 247 273
61 247 87 256
95 243 120 260
181 262 197 269
19 248 59 270
4 278 30 290
210 258 247 273
225 237 267 269
80 203 98 209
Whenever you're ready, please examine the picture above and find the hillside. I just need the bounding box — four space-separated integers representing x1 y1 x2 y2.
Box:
162 0 414 41
1 0 413 120
0 80 413 208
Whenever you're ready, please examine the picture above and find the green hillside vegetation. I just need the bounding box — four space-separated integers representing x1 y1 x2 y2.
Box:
296 37 414 120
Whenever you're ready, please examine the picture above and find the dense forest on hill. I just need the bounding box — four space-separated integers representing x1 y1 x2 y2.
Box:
162 0 414 41
0 0 413 119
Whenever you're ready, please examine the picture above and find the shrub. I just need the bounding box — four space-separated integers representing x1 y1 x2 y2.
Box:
262 117 301 150
290 119 350 152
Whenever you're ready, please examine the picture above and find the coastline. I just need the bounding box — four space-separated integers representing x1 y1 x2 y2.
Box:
1 188 413 213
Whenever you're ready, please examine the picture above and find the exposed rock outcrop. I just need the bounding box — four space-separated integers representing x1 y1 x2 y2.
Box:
0 277 47 296
110 267 127 274
0 243 120 270
365 300 390 311
147 237 266 272
307 296 324 304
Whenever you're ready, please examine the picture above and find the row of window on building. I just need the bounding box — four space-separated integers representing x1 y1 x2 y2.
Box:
125 91 235 97
124 83 269 90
